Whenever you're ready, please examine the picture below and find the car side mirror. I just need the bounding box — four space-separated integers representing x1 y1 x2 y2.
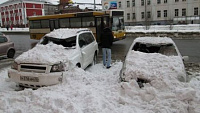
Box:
182 56 189 62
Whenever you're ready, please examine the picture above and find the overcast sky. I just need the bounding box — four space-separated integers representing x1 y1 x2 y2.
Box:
0 0 102 5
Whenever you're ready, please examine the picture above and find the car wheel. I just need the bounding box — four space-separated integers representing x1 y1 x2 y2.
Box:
7 49 15 58
92 53 97 65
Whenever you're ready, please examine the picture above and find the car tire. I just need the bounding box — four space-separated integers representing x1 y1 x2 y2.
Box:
92 53 97 66
7 49 15 58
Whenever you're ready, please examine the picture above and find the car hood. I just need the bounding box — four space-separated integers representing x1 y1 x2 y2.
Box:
15 43 78 65
123 51 186 82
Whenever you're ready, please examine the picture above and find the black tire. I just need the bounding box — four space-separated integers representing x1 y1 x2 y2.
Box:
7 49 15 58
92 53 97 65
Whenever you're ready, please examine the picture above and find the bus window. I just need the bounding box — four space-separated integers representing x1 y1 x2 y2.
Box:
55 19 59 29
112 17 119 31
41 20 49 28
70 18 81 28
119 17 125 30
82 17 95 27
59 18 70 28
31 20 41 29
103 17 109 27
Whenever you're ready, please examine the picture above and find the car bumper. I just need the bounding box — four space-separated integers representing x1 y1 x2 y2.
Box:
8 69 63 87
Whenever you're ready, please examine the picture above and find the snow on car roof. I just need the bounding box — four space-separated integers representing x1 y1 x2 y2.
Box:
45 28 89 39
134 37 174 45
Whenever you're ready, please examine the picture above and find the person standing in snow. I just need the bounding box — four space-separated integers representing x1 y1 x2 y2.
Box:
100 26 114 69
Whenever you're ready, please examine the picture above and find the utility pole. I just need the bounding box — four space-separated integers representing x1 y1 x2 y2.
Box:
94 0 96 11
21 0 26 27
145 0 147 30
199 0 200 29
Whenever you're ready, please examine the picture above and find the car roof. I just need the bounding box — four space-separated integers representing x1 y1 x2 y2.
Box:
45 28 90 39
134 37 174 45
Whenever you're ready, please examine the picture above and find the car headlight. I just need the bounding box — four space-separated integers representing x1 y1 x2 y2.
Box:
51 63 64 72
11 61 18 70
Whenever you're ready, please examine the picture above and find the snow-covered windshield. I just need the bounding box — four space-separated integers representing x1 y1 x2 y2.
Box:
132 42 178 56
40 36 76 48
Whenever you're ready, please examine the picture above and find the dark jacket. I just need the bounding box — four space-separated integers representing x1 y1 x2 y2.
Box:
100 27 114 48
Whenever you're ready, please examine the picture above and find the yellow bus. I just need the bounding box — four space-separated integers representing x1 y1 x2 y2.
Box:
28 10 125 42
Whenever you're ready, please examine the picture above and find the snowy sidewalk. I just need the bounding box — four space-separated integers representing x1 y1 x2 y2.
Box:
0 27 29 33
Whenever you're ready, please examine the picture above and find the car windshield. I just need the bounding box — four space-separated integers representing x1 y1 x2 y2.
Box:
112 17 125 31
40 36 76 48
132 42 178 56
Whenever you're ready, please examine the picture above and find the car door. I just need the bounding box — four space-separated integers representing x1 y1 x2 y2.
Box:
84 32 97 64
78 33 90 69
0 36 8 56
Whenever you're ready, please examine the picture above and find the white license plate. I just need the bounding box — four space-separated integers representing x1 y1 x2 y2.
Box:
20 76 39 82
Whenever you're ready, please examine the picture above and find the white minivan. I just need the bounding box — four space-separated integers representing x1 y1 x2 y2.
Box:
8 28 98 88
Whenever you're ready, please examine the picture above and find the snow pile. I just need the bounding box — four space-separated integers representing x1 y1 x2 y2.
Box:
126 24 200 33
124 51 186 82
0 61 200 113
15 43 77 64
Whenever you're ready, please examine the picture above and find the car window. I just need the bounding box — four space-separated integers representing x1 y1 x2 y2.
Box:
78 34 87 48
0 36 7 43
85 32 95 44
79 32 94 47
40 36 76 48
159 45 178 56
133 42 178 56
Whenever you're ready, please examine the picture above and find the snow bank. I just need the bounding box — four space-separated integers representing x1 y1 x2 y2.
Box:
0 62 200 113
126 24 200 33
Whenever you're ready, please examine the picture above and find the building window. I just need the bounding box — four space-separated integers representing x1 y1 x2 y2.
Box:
175 0 179 2
147 0 151 5
141 0 144 6
164 0 167 3
147 11 151 18
127 1 130 7
132 13 135 19
194 7 198 15
33 5 35 8
141 12 144 19
175 9 179 16
132 0 135 7
127 13 130 20
164 10 168 17
157 11 161 17
157 0 161 4
182 8 186 16
119 2 121 8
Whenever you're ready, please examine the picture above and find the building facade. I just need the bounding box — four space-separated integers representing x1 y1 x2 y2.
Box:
0 0 45 27
102 0 200 25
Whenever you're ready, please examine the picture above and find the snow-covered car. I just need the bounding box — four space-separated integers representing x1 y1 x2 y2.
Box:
0 35 15 58
120 37 188 87
8 28 98 88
